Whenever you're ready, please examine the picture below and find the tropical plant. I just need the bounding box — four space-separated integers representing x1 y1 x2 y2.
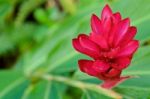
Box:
0 0 150 99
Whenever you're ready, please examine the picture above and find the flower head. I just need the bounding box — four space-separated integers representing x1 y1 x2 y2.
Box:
72 4 139 89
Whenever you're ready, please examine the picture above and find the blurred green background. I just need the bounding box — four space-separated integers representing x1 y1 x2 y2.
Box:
0 0 150 99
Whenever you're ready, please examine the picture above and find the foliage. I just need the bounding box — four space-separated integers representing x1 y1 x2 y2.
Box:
0 0 150 99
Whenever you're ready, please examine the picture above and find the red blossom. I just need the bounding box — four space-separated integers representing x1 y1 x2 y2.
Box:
72 4 139 89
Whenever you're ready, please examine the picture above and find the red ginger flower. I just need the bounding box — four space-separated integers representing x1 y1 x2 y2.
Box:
72 4 139 89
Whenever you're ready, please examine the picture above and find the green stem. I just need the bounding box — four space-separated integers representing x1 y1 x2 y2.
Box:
35 74 122 99
21 85 34 99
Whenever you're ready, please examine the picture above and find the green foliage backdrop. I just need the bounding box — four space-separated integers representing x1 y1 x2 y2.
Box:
0 0 150 99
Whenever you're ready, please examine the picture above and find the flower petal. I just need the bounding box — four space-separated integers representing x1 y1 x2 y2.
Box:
72 38 85 52
92 60 110 73
106 47 120 58
78 60 97 76
114 18 130 46
101 4 112 21
79 34 100 53
72 35 100 59
90 33 108 49
112 57 131 70
119 26 137 46
108 24 117 47
117 40 139 57
104 68 121 78
91 14 103 34
102 17 112 39
108 13 121 46
113 12 121 23
78 60 110 77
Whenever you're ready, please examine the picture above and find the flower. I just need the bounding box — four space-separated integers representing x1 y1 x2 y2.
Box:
72 4 139 89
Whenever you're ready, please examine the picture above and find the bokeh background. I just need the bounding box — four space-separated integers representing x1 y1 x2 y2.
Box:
0 0 150 98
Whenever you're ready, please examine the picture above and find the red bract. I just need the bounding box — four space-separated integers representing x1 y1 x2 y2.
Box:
72 4 139 89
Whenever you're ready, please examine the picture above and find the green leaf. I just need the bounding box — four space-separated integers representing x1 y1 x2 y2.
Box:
21 81 65 99
0 70 28 99
81 90 110 99
114 86 150 99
